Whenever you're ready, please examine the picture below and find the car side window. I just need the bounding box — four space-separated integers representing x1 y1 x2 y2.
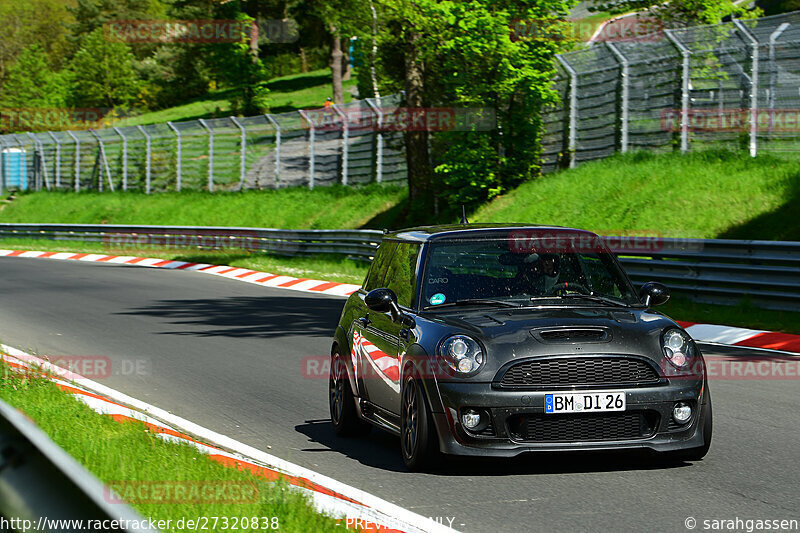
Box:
383 243 420 308
363 241 397 292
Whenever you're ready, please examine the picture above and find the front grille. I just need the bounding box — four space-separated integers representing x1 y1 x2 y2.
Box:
539 328 607 342
499 357 660 388
508 412 659 442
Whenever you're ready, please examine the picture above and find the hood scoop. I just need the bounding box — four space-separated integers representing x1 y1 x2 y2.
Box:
532 327 611 344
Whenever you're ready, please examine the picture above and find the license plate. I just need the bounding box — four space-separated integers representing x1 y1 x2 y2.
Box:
544 390 626 414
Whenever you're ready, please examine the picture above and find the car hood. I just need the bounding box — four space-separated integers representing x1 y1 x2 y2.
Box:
417 306 681 378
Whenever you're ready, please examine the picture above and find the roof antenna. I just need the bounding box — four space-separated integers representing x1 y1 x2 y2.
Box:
460 205 469 225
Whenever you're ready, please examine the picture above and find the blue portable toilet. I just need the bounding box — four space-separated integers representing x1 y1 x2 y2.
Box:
1 148 27 190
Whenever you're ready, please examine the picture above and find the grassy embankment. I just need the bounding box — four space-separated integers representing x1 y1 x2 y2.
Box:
0 360 345 532
114 68 358 127
2 150 799 332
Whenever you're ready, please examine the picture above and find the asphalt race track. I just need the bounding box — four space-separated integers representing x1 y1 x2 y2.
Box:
1 257 798 532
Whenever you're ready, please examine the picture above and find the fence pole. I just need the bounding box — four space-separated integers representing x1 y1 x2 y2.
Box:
265 115 281 187
230 117 247 190
665 30 691 154
46 132 61 189
734 19 759 158
555 55 578 168
768 23 789 134
167 122 182 191
298 110 315 189
89 130 114 192
198 119 214 192
0 138 5 195
136 125 152 194
65 130 80 192
364 98 383 183
331 104 349 185
26 133 50 191
606 43 629 154
113 127 128 191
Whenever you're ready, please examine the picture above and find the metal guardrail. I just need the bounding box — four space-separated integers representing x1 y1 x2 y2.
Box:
0 223 384 261
0 398 157 533
0 223 798 311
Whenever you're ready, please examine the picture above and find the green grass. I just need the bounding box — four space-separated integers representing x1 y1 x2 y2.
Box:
473 150 800 241
660 296 800 335
0 361 345 532
0 185 406 230
115 69 358 127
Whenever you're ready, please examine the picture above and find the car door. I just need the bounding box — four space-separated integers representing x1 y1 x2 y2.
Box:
362 242 420 414
351 241 397 403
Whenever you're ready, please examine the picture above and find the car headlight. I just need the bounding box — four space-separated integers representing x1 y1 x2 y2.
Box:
439 335 485 375
662 328 696 369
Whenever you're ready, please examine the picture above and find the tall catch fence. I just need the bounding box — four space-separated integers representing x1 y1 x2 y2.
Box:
0 95 408 193
542 10 800 172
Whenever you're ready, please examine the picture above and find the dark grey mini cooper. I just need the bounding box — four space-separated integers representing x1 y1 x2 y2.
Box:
329 225 712 470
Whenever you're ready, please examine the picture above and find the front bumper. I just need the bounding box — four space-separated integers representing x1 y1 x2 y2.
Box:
430 378 709 457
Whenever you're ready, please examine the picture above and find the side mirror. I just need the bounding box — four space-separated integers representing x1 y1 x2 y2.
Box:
365 288 398 313
639 281 670 307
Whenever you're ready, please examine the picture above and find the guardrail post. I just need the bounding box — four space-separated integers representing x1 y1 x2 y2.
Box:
46 132 62 189
555 55 578 167
198 119 214 192
65 130 80 192
230 117 247 190
331 104 349 185
364 98 383 183
298 110 315 189
606 43 629 154
768 23 789 135
167 121 182 191
666 30 691 154
136 125 152 194
734 19 759 158
113 127 128 191
265 115 281 187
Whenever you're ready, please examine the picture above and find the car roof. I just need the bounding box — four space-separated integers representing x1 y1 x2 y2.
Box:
384 224 600 243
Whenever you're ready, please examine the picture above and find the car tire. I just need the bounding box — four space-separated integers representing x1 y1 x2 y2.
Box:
400 373 439 471
329 349 371 437
665 390 713 462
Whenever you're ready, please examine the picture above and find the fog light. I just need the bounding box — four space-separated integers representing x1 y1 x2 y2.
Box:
673 402 692 424
461 409 481 429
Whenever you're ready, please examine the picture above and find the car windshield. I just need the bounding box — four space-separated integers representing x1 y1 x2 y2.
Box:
421 235 638 309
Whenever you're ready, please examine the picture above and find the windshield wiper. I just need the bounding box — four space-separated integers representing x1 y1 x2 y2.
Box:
424 298 520 310
556 293 631 307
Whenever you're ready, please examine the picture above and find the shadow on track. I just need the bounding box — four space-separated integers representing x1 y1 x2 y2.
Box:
117 295 345 339
296 419 690 476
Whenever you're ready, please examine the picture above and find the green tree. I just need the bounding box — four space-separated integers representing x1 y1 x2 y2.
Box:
362 0 575 212
0 44 72 133
69 28 142 108
0 45 70 109
0 0 75 81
